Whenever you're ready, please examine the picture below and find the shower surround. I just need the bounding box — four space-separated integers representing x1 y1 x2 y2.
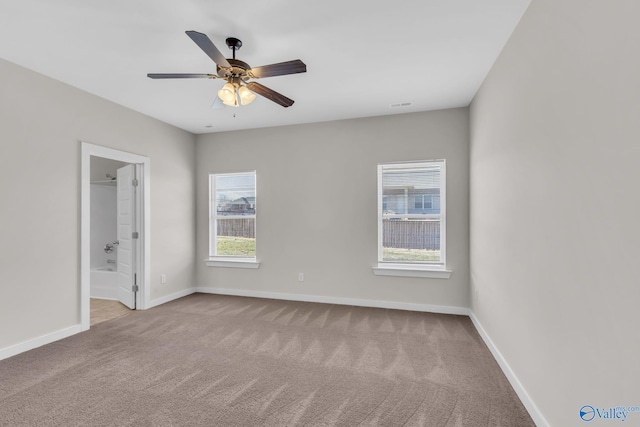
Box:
90 183 118 299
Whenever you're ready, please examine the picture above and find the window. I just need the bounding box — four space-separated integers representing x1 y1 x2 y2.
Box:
415 195 433 211
377 160 446 271
209 172 256 261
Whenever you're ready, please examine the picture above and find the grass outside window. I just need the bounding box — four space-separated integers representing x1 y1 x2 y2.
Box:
382 247 440 262
216 236 256 257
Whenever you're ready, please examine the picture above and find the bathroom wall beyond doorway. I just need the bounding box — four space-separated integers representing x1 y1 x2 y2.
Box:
90 156 127 300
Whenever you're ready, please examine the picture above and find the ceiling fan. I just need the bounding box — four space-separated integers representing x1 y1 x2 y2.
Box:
147 31 306 108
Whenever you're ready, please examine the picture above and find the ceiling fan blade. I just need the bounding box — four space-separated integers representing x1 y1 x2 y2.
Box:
246 82 294 107
248 60 307 79
147 73 218 79
185 31 231 68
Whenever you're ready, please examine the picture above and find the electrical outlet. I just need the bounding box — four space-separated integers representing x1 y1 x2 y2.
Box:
298 273 304 282
161 274 167 284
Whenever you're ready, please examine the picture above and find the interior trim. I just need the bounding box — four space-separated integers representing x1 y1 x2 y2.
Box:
0 325 81 361
204 258 261 269
470 312 550 427
148 288 197 309
373 264 452 279
195 286 469 315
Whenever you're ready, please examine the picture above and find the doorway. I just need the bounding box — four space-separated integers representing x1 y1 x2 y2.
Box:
81 142 150 331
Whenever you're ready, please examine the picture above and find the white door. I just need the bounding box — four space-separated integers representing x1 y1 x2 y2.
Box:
116 164 137 309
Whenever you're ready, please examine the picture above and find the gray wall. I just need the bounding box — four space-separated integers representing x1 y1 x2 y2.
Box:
0 58 197 349
196 108 469 309
470 0 640 425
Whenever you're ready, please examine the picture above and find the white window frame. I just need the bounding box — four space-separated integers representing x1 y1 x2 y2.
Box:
373 160 451 279
205 171 260 269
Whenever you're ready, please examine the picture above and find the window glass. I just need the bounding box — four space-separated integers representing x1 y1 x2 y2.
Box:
210 172 256 258
379 161 445 265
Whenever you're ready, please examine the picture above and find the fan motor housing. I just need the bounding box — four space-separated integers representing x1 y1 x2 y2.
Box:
217 59 251 78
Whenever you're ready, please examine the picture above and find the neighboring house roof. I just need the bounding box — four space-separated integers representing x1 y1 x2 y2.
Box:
228 197 255 205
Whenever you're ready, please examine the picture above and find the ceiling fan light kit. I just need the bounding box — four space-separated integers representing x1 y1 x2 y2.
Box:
217 79 255 107
238 86 256 105
218 82 236 105
148 31 306 108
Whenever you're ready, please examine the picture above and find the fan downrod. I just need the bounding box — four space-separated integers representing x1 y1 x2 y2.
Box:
226 37 242 59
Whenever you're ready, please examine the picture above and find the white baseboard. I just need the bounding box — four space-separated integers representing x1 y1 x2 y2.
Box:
0 289 545 427
469 312 549 427
0 287 195 360
147 287 196 309
0 324 82 361
195 286 470 316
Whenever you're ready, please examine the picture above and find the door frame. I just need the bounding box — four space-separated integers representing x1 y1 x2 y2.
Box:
80 142 151 330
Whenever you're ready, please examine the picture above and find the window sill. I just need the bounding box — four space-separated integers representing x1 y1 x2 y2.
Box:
204 258 261 269
372 263 452 279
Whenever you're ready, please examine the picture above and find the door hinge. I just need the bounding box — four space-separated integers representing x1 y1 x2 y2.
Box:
132 178 139 187
132 284 139 292
133 273 139 292
132 231 139 239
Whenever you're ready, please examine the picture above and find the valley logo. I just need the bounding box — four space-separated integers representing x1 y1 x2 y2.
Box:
580 405 640 422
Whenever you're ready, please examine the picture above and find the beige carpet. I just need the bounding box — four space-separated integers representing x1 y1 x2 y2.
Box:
0 294 534 426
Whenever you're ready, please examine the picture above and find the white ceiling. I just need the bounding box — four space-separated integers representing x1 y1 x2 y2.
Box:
0 0 530 134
